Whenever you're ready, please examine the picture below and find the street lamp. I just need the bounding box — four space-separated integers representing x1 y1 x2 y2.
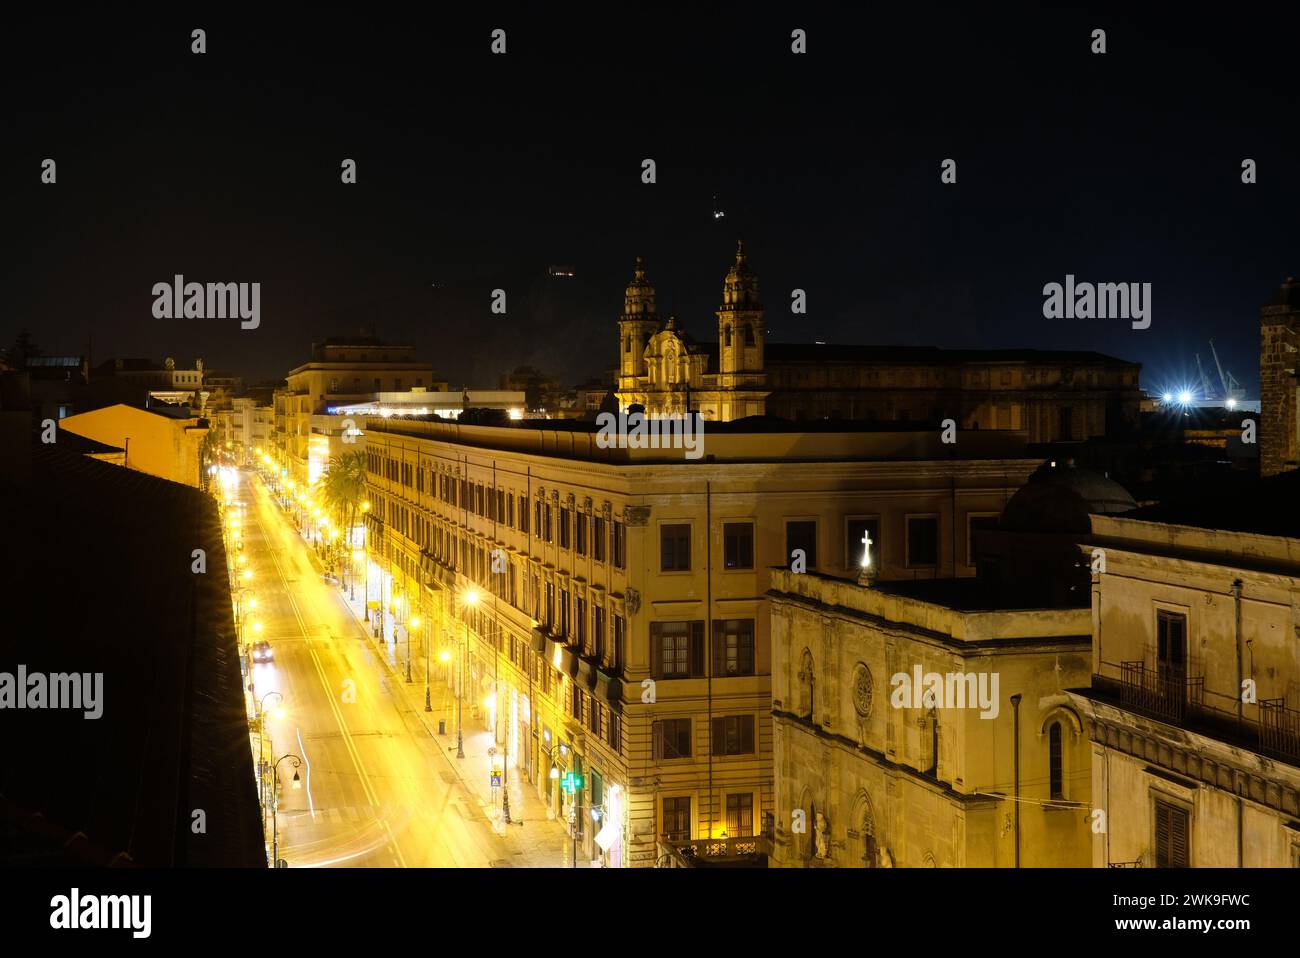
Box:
256 691 284 813
271 753 303 869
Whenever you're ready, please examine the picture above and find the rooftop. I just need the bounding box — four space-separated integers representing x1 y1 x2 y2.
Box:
0 435 264 866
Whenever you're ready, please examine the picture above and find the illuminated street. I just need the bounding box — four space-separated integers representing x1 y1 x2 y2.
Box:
234 468 566 867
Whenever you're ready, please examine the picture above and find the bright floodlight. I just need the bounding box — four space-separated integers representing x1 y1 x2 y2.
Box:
465 589 479 606
1225 398 1237 410
1162 392 1173 402
1178 390 1192 405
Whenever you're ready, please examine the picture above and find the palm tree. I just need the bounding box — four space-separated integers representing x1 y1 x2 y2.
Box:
318 450 367 579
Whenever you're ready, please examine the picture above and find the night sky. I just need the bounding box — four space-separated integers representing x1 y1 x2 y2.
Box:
3 7 1297 394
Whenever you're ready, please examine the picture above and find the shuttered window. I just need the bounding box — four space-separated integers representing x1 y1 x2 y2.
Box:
1154 799 1189 867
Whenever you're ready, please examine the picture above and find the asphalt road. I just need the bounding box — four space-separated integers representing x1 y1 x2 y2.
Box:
236 469 512 868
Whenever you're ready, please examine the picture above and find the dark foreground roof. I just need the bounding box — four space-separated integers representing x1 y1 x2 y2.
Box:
0 433 264 866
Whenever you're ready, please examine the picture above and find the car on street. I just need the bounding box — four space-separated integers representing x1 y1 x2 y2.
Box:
252 640 273 663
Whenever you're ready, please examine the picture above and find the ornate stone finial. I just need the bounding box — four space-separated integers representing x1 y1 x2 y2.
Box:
633 256 645 281
665 314 677 331
735 239 746 264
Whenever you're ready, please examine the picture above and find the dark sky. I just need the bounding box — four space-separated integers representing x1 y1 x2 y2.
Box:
3 6 1297 394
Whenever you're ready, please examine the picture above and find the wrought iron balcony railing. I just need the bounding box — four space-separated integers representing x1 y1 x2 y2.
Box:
1118 661 1203 723
1259 699 1300 762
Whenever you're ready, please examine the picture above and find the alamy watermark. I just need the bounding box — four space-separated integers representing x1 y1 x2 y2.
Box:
1042 274 1150 330
595 411 703 460
152 275 260 329
889 664 1000 719
0 665 103 719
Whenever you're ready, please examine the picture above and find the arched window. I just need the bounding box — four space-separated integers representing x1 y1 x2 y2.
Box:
624 336 631 354
798 649 815 720
855 792 877 868
744 324 756 347
1049 721 1064 799
724 325 732 347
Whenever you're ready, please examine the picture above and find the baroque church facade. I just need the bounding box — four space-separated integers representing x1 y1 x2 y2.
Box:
615 243 1142 444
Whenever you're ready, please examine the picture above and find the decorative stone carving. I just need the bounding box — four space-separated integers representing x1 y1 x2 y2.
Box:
625 505 651 527
852 662 873 718
814 812 829 859
626 588 641 615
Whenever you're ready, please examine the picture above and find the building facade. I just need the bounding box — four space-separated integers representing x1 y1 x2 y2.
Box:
616 245 1142 443
768 570 1093 867
272 337 437 486
1069 508 1300 867
361 416 1039 866
58 403 210 488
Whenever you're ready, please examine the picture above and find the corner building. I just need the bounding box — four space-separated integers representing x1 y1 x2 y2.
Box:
363 416 1039 866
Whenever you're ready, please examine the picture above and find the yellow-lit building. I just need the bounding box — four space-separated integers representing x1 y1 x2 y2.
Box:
273 337 438 487
58 403 209 488
616 244 1141 441
768 570 1093 867
362 415 1039 866
1069 481 1300 867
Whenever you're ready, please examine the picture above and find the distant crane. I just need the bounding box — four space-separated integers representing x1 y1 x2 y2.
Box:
1193 340 1245 407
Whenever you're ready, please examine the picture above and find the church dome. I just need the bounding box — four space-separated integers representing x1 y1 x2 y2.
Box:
721 240 761 309
1000 459 1137 534
622 256 656 318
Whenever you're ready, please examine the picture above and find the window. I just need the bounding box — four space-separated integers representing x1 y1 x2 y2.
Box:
544 504 553 542
560 507 571 549
575 513 587 555
593 516 606 561
572 686 584 721
662 796 691 840
713 619 755 676
607 711 621 754
519 495 529 534
588 700 601 736
654 720 692 760
1157 610 1187 679
1049 722 1064 799
612 614 626 671
612 520 626 569
651 621 705 678
786 520 817 570
576 596 587 648
845 516 881 571
906 515 939 567
545 582 555 627
593 606 606 661
967 514 999 566
726 793 754 837
661 523 691 572
711 715 755 756
560 588 570 636
1154 799 1190 867
723 522 754 570
744 324 755 347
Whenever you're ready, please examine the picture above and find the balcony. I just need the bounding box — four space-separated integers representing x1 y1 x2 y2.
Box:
657 834 771 868
1118 661 1203 723
1259 699 1300 763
